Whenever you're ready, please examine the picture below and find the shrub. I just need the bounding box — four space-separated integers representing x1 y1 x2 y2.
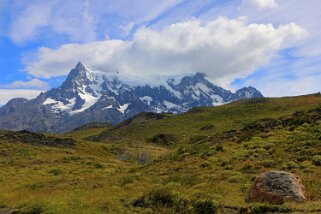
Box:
312 155 321 166
136 152 151 164
31 205 45 214
299 160 314 169
297 155 310 162
133 188 176 208
189 135 207 144
250 205 291 213
18 148 31 157
215 145 224 152
176 147 187 155
200 161 211 168
62 156 82 163
21 204 45 214
179 174 199 186
119 176 135 186
242 161 255 173
263 143 275 150
228 172 243 183
93 163 104 169
224 165 233 170
48 168 62 176
192 199 218 214
191 192 218 214
28 183 45 191
147 133 176 145
189 144 206 155
200 124 214 131
282 161 298 170
261 160 276 168
133 188 188 212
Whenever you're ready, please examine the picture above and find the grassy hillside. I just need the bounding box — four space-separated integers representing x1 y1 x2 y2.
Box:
0 94 321 213
92 94 321 143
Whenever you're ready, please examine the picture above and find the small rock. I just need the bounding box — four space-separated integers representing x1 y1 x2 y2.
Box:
247 171 306 204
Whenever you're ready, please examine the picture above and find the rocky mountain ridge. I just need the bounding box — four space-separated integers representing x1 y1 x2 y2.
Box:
0 62 263 133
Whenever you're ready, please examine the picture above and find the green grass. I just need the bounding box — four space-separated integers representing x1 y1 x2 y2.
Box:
0 94 321 213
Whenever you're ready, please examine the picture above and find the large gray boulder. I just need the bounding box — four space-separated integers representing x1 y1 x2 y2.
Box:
247 171 306 204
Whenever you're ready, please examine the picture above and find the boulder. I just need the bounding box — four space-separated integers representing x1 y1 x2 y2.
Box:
247 171 306 204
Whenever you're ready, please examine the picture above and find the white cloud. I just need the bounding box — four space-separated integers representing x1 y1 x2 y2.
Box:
6 0 185 44
239 0 321 57
50 0 97 42
7 0 98 43
23 17 306 87
104 0 185 23
1 79 49 90
244 0 278 9
0 89 43 105
9 3 52 44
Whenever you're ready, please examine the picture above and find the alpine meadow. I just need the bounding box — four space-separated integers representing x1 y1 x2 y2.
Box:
0 0 321 213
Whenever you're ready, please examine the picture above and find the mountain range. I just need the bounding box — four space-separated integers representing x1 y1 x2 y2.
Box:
0 62 263 133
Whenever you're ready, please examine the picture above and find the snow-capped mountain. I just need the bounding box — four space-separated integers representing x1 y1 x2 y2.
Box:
0 62 263 133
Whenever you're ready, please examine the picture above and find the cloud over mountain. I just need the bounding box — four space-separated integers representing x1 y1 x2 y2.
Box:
24 17 306 88
0 89 42 105
2 79 49 90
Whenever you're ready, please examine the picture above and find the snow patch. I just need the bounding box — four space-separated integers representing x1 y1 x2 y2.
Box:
163 100 179 109
102 105 113 110
140 96 153 105
43 98 76 113
117 103 129 114
164 83 181 98
43 98 57 105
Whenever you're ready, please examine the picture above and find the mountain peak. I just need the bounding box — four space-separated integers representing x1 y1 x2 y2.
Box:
176 72 208 87
68 62 88 77
235 86 263 99
75 61 86 70
61 62 93 91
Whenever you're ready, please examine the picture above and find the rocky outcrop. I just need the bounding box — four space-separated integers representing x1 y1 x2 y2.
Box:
247 171 306 204
0 130 75 147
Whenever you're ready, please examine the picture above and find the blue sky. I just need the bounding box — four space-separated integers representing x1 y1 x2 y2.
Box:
0 0 320 104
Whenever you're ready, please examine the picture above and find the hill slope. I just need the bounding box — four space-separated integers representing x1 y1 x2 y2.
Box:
0 94 321 213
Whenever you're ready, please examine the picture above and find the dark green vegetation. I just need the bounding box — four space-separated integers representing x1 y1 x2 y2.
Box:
1 94 321 213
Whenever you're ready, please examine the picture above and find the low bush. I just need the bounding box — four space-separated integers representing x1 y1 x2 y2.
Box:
200 124 214 131
147 133 176 145
282 161 298 170
200 161 211 168
189 135 207 144
192 199 218 214
191 192 219 214
250 205 291 213
48 168 63 176
133 188 176 208
261 160 276 168
215 145 224 152
228 172 243 183
312 155 321 166
133 188 188 212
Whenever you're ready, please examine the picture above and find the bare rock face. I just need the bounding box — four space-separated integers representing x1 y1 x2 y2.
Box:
247 171 306 204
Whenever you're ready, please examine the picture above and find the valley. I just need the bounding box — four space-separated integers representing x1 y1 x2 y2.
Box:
0 94 321 213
